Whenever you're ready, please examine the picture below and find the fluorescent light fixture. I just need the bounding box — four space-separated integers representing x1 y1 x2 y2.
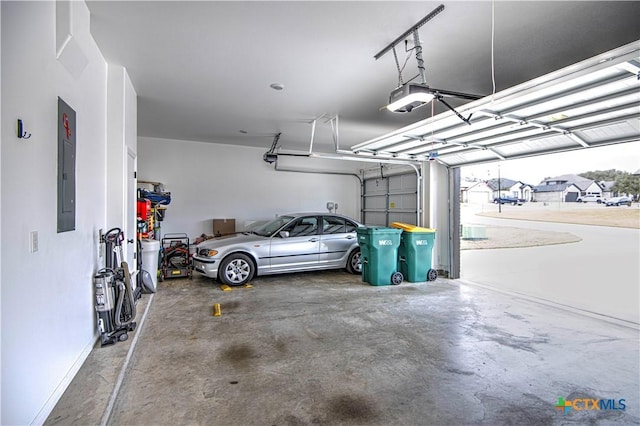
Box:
387 83 435 113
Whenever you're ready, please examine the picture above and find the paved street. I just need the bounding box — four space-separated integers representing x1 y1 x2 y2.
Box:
461 204 640 324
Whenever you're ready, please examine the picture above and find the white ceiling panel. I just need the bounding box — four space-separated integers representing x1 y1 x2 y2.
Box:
542 92 638 123
496 135 576 156
579 121 640 142
563 107 639 129
439 149 498 165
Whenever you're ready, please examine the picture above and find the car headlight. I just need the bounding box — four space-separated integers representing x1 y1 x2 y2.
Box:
198 248 218 257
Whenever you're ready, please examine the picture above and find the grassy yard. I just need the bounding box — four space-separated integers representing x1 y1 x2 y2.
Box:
477 206 640 229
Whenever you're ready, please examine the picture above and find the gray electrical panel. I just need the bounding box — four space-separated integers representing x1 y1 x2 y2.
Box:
58 97 76 233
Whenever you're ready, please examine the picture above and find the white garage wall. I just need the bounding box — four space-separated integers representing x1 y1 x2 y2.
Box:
138 137 363 238
427 161 451 275
0 4 3 422
1 2 133 424
106 65 138 266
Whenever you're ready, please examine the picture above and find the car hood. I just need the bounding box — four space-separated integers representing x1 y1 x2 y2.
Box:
196 232 268 249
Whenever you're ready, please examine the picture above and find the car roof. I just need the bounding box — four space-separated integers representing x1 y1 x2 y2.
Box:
283 213 362 223
285 212 353 217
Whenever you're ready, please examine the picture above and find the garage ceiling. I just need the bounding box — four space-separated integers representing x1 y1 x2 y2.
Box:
86 1 640 156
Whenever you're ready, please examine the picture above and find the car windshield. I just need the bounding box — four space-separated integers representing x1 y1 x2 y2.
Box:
250 216 295 237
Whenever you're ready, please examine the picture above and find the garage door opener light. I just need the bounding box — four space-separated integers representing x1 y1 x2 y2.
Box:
387 84 435 113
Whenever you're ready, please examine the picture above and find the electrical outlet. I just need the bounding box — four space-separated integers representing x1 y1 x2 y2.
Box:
30 231 38 253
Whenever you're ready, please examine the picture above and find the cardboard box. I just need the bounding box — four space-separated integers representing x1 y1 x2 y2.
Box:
212 219 235 236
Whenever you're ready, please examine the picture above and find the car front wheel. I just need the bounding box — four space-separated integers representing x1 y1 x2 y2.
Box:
346 249 362 274
219 253 254 286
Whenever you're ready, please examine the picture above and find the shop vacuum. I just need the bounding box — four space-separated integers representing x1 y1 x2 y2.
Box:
94 228 141 346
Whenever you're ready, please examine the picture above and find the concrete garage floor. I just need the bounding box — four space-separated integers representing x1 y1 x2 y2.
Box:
47 271 639 425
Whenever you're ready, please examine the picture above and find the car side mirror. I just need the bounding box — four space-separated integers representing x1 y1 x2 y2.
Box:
279 231 290 238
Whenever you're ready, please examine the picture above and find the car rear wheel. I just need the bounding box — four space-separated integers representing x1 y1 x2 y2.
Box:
346 249 362 274
219 253 254 286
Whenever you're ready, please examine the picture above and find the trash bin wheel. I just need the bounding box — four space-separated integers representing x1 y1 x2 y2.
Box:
427 269 438 281
391 272 403 285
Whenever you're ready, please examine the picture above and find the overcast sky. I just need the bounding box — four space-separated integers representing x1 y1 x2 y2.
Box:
461 141 640 185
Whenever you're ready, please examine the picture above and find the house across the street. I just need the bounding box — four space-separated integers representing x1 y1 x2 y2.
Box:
533 174 603 202
486 178 534 202
461 180 493 204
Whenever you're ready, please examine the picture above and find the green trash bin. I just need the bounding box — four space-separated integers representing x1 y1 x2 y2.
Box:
356 227 403 286
391 222 437 282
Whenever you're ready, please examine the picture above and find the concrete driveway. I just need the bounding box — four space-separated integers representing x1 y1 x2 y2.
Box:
461 204 640 325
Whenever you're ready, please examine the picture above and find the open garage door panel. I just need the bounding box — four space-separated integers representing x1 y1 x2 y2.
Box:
349 41 640 167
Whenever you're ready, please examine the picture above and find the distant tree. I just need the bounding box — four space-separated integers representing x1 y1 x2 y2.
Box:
579 169 625 182
577 169 640 199
612 174 640 199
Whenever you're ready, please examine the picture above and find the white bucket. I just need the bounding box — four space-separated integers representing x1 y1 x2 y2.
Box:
140 239 160 290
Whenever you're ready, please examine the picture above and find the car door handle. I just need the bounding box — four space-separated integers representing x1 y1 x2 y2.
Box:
345 235 355 239
309 238 319 242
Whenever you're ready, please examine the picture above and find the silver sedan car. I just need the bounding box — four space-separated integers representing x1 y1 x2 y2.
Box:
192 213 362 285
